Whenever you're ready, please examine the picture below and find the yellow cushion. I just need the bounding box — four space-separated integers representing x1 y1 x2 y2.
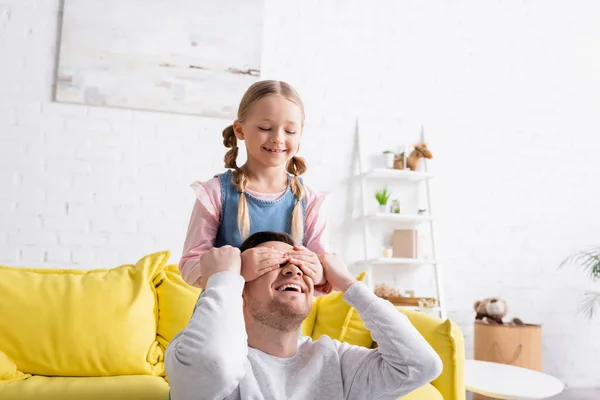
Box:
310 272 373 348
0 350 30 383
155 264 202 349
399 383 444 400
0 375 169 400
398 309 465 400
0 251 169 377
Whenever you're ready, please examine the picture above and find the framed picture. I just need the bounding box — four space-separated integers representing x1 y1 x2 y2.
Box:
56 0 264 118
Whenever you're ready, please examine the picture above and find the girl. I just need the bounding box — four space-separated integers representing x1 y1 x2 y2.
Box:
180 80 331 292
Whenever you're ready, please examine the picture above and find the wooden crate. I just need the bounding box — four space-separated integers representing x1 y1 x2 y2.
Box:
380 296 436 307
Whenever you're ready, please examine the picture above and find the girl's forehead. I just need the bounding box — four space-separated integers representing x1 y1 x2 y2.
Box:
248 95 302 122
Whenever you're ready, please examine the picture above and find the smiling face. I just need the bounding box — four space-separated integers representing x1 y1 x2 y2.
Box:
234 94 303 169
242 240 314 332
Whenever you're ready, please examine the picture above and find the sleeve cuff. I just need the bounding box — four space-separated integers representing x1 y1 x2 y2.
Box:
343 281 378 313
206 271 245 291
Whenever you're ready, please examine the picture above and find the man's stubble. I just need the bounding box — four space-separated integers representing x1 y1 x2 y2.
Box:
244 292 311 333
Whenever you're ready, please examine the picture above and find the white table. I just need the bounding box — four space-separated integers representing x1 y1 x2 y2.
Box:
465 359 564 400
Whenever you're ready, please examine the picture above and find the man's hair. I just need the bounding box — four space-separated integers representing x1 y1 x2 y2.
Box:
240 231 295 253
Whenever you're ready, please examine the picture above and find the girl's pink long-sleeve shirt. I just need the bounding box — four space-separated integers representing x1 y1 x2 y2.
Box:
179 177 330 287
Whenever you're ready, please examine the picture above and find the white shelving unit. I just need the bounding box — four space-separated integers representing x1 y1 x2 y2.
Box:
356 121 446 319
396 305 443 313
366 213 434 223
363 168 434 181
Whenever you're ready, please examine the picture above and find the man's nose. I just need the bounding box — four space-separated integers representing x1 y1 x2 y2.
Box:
280 263 303 276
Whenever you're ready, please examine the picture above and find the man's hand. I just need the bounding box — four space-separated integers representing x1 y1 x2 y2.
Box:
240 247 289 282
286 246 325 286
318 254 356 293
199 246 242 283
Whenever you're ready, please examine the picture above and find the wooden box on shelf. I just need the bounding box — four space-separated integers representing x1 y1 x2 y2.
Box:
392 230 418 258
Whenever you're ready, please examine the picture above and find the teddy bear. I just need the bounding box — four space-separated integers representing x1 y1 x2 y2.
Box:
474 298 524 325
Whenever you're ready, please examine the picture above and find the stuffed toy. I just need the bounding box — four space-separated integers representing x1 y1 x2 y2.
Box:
406 142 432 171
474 297 524 325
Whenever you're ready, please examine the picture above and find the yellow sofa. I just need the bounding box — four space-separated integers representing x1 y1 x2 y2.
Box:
0 252 464 400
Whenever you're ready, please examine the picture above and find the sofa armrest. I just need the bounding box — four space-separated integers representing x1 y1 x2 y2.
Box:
396 309 465 400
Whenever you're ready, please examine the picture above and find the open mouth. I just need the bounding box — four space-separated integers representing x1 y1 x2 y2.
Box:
275 283 303 293
263 147 287 154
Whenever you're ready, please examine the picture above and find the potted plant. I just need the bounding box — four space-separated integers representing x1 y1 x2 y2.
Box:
375 188 391 213
382 151 395 169
560 247 600 319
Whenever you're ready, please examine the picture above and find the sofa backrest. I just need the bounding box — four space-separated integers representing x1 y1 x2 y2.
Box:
155 263 201 349
0 252 170 378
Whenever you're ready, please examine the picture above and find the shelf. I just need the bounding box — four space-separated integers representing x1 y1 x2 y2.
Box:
369 258 438 265
363 168 433 181
395 305 443 315
397 305 421 311
367 213 433 223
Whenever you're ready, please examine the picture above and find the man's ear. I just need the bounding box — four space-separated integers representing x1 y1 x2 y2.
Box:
233 120 245 140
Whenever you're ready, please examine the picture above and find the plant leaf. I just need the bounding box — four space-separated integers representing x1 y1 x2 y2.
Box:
560 247 600 282
580 291 600 320
581 255 600 281
375 188 391 205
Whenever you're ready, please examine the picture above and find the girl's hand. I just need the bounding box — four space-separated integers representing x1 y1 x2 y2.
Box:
240 246 289 282
317 253 356 293
286 246 326 287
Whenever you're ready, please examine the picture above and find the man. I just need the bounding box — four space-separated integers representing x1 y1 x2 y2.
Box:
166 231 442 400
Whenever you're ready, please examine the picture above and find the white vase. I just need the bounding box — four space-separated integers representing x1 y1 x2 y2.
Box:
383 153 395 168
378 204 388 213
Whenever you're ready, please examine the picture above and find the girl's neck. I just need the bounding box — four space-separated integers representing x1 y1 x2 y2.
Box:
241 161 288 193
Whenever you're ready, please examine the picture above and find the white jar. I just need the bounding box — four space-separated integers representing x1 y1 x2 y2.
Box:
383 152 395 168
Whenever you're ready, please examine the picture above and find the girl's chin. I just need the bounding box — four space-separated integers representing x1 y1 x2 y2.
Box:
246 150 294 168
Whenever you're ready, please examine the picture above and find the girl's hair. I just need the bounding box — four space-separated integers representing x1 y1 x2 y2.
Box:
223 80 306 243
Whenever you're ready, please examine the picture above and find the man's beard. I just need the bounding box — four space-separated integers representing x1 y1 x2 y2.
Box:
245 294 310 332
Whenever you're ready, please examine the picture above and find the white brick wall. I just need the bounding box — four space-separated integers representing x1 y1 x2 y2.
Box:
1 0 600 388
